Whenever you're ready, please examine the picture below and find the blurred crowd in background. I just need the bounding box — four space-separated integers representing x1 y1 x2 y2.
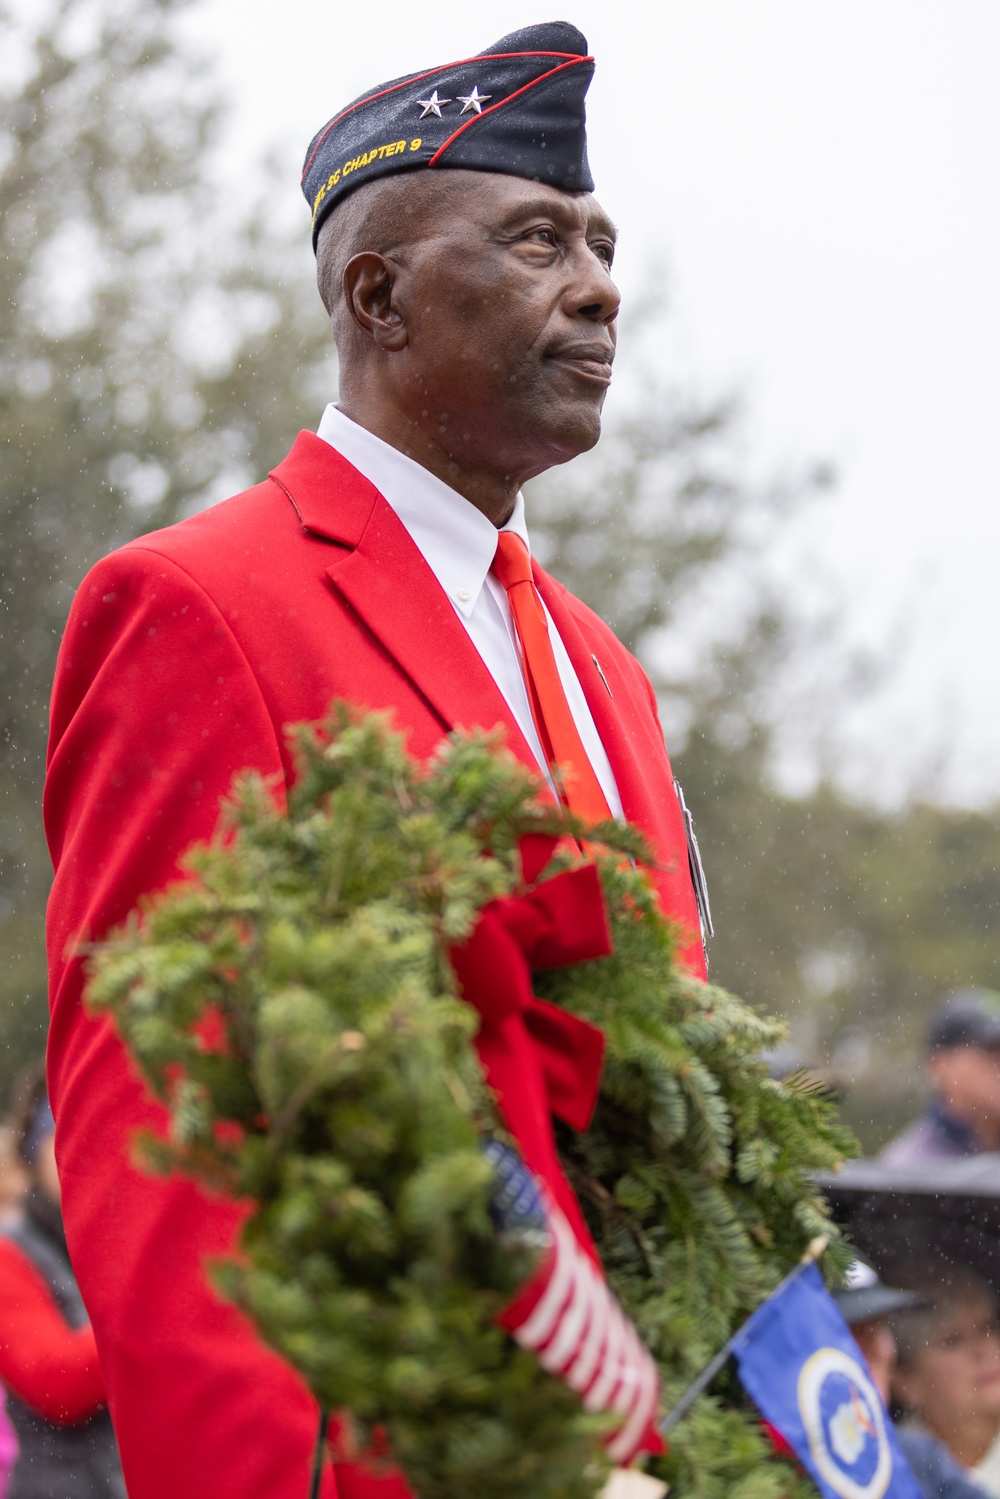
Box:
790 988 1000 1499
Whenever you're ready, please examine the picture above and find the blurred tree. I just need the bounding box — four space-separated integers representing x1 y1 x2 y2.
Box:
528 378 1000 1152
714 778 1000 1149
526 343 837 753
0 0 334 1084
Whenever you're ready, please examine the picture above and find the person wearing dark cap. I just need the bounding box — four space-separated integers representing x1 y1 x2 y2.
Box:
834 1263 990 1499
0 1064 125 1498
882 990 1000 1165
43 22 709 1499
889 1264 1000 1498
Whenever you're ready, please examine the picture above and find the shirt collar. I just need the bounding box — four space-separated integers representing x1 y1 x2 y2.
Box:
316 404 529 618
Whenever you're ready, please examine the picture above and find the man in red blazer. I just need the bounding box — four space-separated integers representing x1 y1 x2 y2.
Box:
44 22 707 1499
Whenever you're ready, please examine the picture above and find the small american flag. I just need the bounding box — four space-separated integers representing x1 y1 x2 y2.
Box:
485 1140 662 1464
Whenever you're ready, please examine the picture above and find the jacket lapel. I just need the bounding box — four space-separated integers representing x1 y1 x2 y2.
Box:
533 567 662 832
536 566 707 974
269 433 540 774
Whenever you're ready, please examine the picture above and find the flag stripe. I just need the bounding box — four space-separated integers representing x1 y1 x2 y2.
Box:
499 1180 661 1464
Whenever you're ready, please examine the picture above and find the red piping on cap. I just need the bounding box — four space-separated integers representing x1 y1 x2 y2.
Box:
301 50 586 184
427 56 593 168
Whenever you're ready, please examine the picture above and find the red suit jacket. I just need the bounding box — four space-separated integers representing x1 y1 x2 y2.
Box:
44 432 706 1499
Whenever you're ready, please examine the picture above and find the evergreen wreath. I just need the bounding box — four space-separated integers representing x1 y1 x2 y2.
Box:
87 703 856 1499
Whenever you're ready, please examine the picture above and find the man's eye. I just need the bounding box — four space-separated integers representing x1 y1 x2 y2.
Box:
592 242 615 267
525 227 557 246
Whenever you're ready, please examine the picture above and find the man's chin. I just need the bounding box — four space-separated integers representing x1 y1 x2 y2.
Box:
538 404 605 466
433 398 606 482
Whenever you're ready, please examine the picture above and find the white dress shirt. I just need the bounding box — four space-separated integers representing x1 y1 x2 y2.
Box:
316 404 623 816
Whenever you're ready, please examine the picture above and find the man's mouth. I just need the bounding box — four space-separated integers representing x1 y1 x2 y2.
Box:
546 342 615 385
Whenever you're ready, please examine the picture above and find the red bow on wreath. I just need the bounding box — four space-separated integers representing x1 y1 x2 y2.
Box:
448 849 609 1255
448 842 664 1463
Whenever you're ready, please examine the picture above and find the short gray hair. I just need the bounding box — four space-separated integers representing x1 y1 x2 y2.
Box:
314 172 464 330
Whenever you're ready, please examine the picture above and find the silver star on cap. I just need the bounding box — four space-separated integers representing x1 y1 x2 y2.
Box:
416 89 451 119
457 85 492 115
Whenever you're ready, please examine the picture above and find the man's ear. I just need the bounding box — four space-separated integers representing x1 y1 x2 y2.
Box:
342 252 407 352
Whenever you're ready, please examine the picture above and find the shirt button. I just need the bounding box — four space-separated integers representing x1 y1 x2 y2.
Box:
457 587 471 601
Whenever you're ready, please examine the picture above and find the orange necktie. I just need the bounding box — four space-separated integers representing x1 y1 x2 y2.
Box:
492 531 613 825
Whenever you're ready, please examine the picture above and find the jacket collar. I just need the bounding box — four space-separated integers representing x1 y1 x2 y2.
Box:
314 405 533 628
269 432 545 777
269 430 381 548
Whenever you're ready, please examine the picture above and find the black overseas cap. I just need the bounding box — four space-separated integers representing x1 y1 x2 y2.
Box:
927 988 1000 1053
301 21 595 247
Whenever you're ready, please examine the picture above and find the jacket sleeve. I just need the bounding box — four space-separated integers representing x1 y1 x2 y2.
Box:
44 544 348 1499
0 1239 105 1424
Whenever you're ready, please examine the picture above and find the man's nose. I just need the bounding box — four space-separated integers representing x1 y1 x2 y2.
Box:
566 249 620 324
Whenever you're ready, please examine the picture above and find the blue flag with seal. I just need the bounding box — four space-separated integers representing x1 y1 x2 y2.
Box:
733 1263 923 1499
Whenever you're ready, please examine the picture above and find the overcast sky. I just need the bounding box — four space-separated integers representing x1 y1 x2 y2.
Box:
181 0 1000 806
